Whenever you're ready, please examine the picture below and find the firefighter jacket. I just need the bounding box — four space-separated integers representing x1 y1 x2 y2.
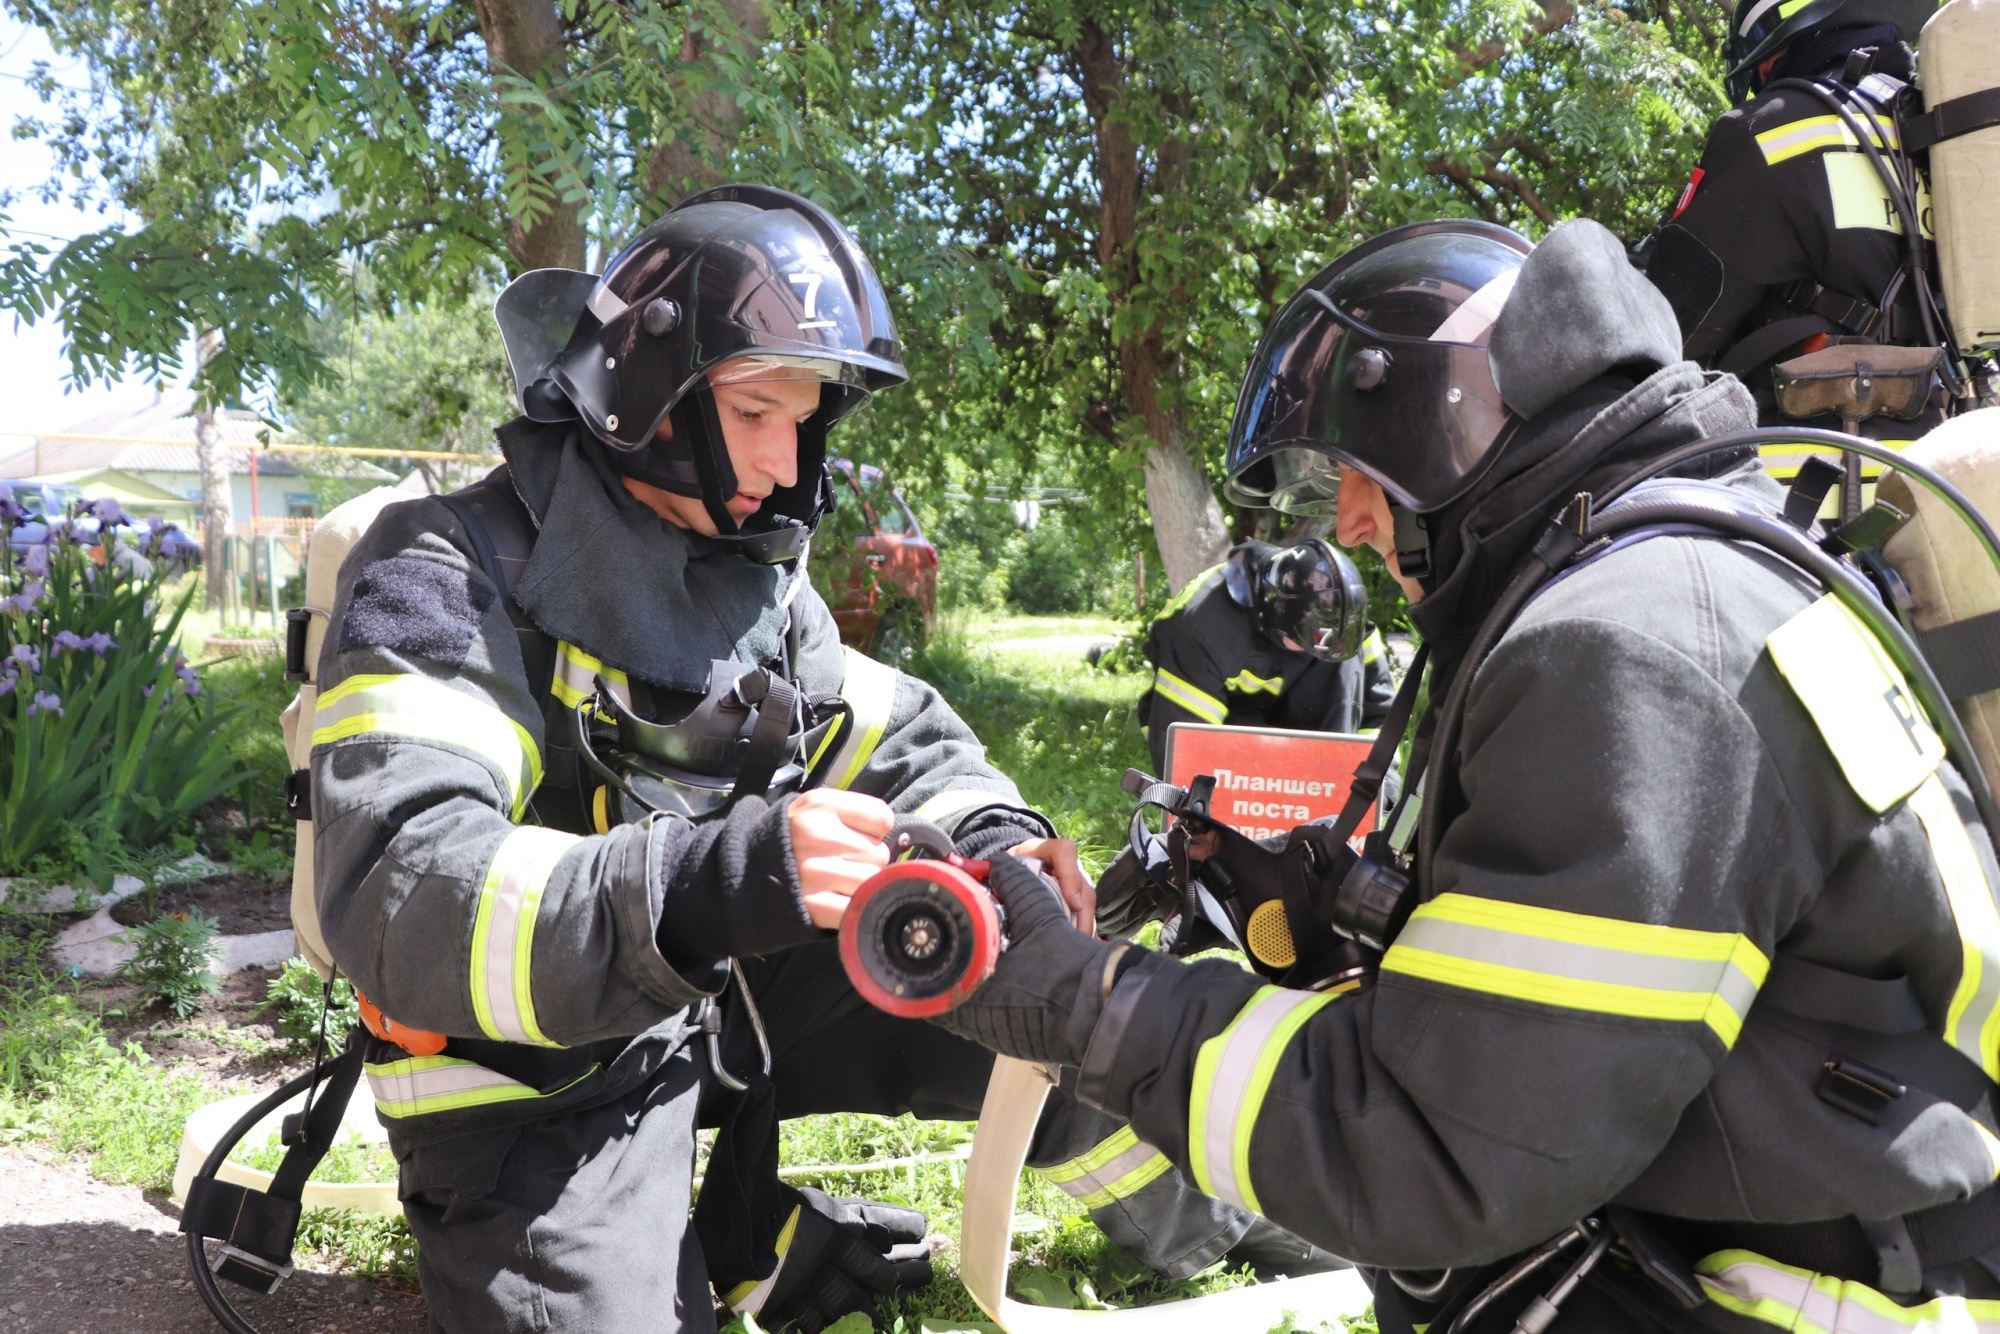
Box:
1140 552 1394 775
1643 37 1943 455
309 418 1049 1148
1069 361 2000 1314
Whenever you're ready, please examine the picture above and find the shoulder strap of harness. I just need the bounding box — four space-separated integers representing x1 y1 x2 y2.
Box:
437 467 556 705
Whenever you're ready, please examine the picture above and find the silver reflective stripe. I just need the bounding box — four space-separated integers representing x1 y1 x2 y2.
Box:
1908 774 2000 1081
1040 1126 1172 1210
366 1055 547 1119
586 284 629 324
1188 986 1336 1213
550 641 631 710
1698 1249 2000 1331
912 787 1007 834
469 826 583 1047
312 672 542 821
824 648 901 789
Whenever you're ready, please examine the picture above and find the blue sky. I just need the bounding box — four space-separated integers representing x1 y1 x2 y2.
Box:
0 17 194 438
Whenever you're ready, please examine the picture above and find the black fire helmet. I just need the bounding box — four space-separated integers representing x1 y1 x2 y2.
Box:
494 184 908 564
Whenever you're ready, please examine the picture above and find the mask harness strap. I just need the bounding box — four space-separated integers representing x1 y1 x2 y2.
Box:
728 670 800 807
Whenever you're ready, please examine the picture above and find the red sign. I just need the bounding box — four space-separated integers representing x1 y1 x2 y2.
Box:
1164 723 1377 842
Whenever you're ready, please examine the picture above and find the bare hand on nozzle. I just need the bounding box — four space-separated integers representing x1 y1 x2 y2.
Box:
1007 836 1095 936
789 789 894 929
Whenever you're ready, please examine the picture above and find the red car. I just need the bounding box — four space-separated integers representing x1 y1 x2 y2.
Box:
820 459 936 656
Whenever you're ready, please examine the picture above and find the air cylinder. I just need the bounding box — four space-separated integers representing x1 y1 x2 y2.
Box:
1921 0 2000 352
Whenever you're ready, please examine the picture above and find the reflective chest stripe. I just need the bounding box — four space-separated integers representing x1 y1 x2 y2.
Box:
1154 565 1224 624
1225 668 1286 697
1767 594 1943 813
549 642 631 711
1154 668 1229 724
1362 629 1386 665
469 826 583 1048
913 787 1009 834
366 1054 592 1119
1188 986 1339 1213
1756 113 1900 167
1381 893 1770 1047
1908 774 2000 1082
1039 1125 1173 1210
1697 1249 2000 1332
312 673 542 821
817 647 901 790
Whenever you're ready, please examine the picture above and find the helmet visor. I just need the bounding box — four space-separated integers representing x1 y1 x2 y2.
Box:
1225 225 1530 514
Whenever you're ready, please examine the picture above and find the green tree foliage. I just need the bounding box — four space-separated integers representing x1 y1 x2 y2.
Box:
1 0 1729 586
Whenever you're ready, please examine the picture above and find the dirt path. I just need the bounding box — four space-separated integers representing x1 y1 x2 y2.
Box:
0 1145 426 1333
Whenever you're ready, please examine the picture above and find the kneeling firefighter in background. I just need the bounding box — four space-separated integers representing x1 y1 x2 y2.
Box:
246 187 1330 1333
1139 537 1395 774
936 216 2000 1331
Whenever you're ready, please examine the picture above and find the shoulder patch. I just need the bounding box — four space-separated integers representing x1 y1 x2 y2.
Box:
339 555 496 668
1765 594 1942 812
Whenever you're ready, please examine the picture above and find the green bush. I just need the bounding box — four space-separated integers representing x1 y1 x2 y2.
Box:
0 496 249 875
263 955 360 1054
117 911 220 1017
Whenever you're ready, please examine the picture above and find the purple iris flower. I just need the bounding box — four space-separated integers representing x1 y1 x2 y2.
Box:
0 486 24 525
21 544 50 579
10 643 40 674
86 632 115 655
3 581 44 614
28 690 62 716
176 663 201 697
52 630 85 654
140 683 153 699
82 498 129 526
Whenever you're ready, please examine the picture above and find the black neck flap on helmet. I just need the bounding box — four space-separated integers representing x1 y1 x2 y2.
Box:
1723 0 1934 101
1256 538 1368 662
492 183 908 565
1223 220 1533 589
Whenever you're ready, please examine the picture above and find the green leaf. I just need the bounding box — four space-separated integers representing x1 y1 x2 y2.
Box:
1012 1267 1076 1309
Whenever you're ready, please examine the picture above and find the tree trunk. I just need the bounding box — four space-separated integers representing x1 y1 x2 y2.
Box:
192 328 234 611
1072 22 1231 594
473 0 588 272
644 0 773 207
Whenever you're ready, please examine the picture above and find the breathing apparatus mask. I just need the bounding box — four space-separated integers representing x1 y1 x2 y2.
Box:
571 660 810 827
1224 539 1369 662
494 183 909 565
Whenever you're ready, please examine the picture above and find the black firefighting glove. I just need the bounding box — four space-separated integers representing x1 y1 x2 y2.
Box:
934 852 1128 1067
722 1185 933 1333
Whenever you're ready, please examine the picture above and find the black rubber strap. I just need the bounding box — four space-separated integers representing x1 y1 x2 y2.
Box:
729 671 798 806
1785 278 1883 337
1785 457 1844 529
1719 315 1847 378
1904 86 2000 153
1323 643 1427 847
1916 609 2000 702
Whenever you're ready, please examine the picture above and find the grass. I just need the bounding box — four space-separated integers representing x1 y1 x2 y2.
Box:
1 613 1364 1330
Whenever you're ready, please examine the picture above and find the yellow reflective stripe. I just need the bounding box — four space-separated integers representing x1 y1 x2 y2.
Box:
1382 893 1770 1047
1757 441 1908 483
825 647 900 790
1767 594 1943 812
1153 668 1228 724
1039 1125 1174 1210
913 787 1005 832
365 1054 591 1118
1362 629 1385 664
549 641 630 710
1908 774 2000 1081
468 826 583 1048
727 1205 804 1313
1188 986 1338 1213
1697 1248 2000 1331
1756 114 1899 166
313 673 541 821
1224 668 1286 696
1154 565 1223 624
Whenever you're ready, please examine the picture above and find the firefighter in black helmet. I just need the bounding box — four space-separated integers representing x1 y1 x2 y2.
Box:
1140 537 1394 774
935 216 2000 1332
1642 0 1947 473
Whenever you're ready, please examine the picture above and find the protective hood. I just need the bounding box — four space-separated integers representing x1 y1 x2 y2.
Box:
495 417 794 691
1486 219 1685 421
